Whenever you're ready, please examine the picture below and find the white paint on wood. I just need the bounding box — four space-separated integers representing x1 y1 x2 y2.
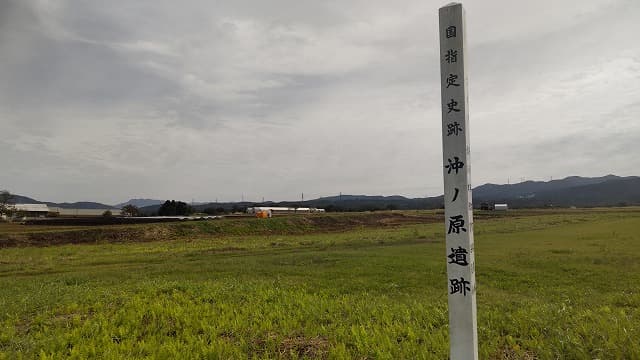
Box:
439 3 479 359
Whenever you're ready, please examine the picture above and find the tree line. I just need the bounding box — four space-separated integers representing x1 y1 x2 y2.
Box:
123 200 198 216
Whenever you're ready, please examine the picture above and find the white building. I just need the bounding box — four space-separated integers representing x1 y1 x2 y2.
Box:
2 204 122 218
6 204 50 217
246 207 325 215
49 207 122 217
494 204 509 211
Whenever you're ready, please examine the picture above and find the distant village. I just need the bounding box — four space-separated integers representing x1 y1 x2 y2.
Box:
1 203 122 220
1 202 516 223
1 203 328 221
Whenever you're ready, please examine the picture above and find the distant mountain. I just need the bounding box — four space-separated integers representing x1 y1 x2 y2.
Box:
8 194 40 204
494 177 640 208
473 175 640 207
45 202 115 210
317 195 411 202
183 175 640 212
472 175 632 201
179 196 442 214
115 199 165 209
5 195 115 209
7 175 640 213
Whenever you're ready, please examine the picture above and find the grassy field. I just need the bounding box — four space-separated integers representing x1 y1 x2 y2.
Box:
1 209 639 359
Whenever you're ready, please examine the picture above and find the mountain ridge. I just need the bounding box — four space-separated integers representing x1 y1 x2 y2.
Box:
5 175 640 211
115 199 165 209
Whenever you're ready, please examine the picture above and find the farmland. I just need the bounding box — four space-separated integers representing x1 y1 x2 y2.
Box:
1 209 639 359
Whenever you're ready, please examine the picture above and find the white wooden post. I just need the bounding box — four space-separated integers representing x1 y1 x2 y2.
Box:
439 3 479 359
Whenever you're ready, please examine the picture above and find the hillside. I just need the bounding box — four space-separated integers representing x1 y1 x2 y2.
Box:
181 175 640 212
4 195 115 209
44 202 114 209
473 175 640 207
7 175 640 213
472 175 635 201
115 199 164 208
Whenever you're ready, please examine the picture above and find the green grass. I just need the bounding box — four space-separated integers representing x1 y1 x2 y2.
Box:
1 210 639 359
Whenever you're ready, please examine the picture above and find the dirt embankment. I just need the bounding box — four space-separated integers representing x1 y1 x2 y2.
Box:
0 225 174 248
0 212 445 248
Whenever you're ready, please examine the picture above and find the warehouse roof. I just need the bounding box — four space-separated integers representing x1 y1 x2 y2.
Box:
10 204 50 212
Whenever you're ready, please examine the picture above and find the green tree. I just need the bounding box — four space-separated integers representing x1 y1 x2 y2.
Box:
121 204 140 217
102 210 113 217
158 200 193 216
0 190 14 218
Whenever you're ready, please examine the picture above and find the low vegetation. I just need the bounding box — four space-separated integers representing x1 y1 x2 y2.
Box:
1 209 639 358
0 212 444 247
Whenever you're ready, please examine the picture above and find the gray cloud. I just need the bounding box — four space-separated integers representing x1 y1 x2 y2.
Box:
1 0 639 204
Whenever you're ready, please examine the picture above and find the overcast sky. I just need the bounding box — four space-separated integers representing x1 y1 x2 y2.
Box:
1 0 639 204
